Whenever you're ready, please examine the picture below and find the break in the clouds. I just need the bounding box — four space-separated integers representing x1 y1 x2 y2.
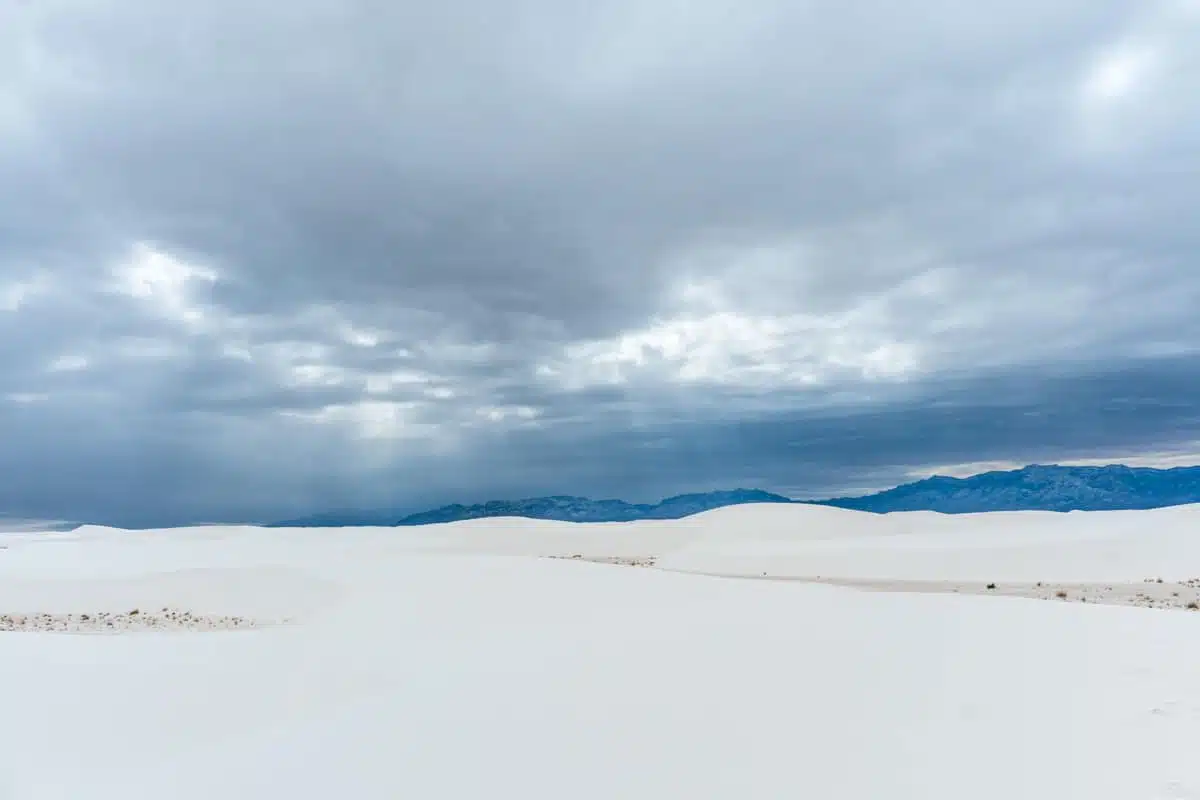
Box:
2 0 1200 525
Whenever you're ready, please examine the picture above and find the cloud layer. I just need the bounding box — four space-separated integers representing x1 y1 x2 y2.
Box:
3 0 1200 524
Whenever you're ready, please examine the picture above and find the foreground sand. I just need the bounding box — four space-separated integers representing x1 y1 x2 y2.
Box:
551 554 1200 611
695 572 1200 610
3 504 1200 798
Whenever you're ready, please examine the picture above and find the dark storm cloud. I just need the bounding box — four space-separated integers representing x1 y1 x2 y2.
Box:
415 354 1200 508
2 0 1200 525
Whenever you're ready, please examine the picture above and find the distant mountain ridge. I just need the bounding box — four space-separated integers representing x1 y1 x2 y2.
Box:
270 464 1200 527
821 463 1200 514
271 489 793 527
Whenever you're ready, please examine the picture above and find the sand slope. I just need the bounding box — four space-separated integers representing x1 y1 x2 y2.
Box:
2 505 1200 798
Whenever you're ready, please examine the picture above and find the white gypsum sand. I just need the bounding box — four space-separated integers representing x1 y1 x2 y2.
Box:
2 504 1200 798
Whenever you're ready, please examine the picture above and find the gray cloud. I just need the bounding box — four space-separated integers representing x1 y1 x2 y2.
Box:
2 0 1200 525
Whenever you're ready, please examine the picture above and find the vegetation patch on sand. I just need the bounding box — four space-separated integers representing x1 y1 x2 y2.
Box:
0 609 291 634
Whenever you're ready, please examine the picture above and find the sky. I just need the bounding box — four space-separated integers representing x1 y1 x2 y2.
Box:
2 0 1200 526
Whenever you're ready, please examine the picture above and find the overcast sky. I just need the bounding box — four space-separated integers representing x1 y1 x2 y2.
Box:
3 0 1200 525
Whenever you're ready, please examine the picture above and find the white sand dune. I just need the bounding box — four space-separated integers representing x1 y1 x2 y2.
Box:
2 504 1200 798
655 502 1200 581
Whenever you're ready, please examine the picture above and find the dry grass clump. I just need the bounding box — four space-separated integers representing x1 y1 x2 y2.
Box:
549 554 657 567
0 609 277 634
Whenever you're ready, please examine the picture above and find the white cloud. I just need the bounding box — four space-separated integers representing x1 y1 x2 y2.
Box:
1081 43 1159 106
364 370 436 395
474 405 541 423
287 363 348 388
46 353 88 372
1073 3 1200 152
6 392 48 405
281 400 422 439
110 242 218 331
0 274 52 312
544 306 922 390
540 246 929 391
339 325 384 348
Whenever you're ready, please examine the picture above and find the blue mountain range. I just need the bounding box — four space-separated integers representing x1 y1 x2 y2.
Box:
271 488 793 527
270 464 1200 527
819 463 1200 514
